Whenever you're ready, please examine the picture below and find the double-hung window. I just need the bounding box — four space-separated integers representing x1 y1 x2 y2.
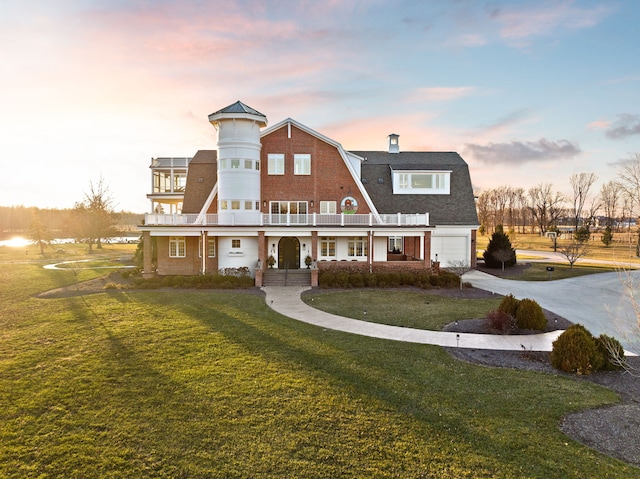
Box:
388 236 403 252
169 236 186 258
347 236 368 258
198 238 216 258
268 154 284 175
320 237 336 258
320 201 336 214
294 154 311 175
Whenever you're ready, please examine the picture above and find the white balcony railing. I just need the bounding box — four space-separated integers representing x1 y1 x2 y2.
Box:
144 212 429 227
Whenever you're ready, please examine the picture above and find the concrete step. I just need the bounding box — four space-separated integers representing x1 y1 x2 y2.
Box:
263 269 312 287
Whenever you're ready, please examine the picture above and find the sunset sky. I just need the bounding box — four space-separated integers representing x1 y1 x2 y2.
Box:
1 0 639 213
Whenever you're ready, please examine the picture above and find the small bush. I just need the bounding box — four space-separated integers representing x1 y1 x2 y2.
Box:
515 298 547 331
551 324 605 375
498 294 519 317
486 310 515 334
597 334 625 371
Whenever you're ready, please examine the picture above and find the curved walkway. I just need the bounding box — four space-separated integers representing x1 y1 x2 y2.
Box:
261 286 563 351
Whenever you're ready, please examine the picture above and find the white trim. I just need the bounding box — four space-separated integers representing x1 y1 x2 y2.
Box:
197 182 218 222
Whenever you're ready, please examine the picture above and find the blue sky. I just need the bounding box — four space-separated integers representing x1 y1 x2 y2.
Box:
1 0 639 213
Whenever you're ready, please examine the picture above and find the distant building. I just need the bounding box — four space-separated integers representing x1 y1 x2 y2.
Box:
138 101 479 286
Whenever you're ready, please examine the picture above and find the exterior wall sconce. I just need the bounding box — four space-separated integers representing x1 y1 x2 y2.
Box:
310 200 314 208
263 201 267 208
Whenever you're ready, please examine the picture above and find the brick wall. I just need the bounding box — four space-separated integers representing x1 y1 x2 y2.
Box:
260 124 370 215
156 236 207 276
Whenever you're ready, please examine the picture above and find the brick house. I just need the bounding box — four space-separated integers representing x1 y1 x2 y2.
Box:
139 101 479 286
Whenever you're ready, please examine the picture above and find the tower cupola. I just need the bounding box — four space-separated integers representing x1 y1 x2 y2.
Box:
208 101 267 225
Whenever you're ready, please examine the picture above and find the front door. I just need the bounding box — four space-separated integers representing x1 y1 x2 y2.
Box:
278 237 300 269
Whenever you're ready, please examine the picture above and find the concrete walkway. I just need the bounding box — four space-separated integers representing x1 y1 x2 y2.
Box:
261 286 563 351
263 266 640 353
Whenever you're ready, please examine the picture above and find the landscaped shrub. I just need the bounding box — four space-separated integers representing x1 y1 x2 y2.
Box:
497 294 519 317
363 272 378 287
350 273 365 288
486 310 515 334
131 273 253 289
551 324 605 375
483 225 516 269
597 334 625 371
335 272 350 288
515 298 547 331
317 269 461 289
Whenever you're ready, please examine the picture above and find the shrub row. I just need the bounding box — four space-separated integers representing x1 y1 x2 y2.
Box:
491 294 547 331
132 272 254 289
318 270 460 289
551 324 625 374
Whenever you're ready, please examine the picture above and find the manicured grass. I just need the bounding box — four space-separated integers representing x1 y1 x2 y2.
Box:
302 290 502 330
0 262 637 477
513 262 620 281
476 232 640 265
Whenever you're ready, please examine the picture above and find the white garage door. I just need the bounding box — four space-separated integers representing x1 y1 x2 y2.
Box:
431 236 468 266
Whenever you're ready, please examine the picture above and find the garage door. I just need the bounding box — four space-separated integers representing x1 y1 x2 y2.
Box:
431 236 468 266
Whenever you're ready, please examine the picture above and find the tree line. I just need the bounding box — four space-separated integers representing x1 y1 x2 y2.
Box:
476 153 640 236
1 178 143 253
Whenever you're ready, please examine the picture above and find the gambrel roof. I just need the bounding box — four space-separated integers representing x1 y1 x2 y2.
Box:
182 150 217 214
352 150 479 226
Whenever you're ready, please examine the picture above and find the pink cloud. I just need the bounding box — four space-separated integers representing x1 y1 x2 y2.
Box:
411 86 477 102
319 113 457 152
493 1 614 45
587 120 610 130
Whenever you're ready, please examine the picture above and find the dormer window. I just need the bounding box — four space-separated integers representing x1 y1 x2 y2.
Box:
392 170 451 194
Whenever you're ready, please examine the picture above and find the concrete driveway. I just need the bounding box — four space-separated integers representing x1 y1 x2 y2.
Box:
464 269 640 353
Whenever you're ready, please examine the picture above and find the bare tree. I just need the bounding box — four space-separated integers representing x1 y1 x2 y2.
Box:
445 260 474 289
570 172 598 229
528 183 566 234
68 177 117 252
602 270 640 375
599 180 621 228
27 211 51 255
617 153 640 215
558 240 590 269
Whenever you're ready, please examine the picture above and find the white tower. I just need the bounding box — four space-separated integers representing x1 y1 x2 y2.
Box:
208 101 267 225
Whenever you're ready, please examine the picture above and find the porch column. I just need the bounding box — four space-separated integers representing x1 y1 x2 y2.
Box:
368 231 373 273
470 229 477 268
423 231 432 269
142 231 154 278
201 231 207 274
255 231 266 287
311 231 318 287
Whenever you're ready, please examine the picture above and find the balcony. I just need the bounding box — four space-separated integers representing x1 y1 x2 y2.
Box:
143 212 429 227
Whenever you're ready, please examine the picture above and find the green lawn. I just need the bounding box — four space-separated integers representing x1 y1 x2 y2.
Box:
0 254 637 477
512 262 620 281
302 290 502 330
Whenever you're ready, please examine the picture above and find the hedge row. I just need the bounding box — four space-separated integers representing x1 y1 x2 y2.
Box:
318 270 460 289
131 272 254 289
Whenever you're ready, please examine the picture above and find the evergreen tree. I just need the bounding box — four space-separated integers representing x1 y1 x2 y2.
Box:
483 225 517 270
601 225 613 246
